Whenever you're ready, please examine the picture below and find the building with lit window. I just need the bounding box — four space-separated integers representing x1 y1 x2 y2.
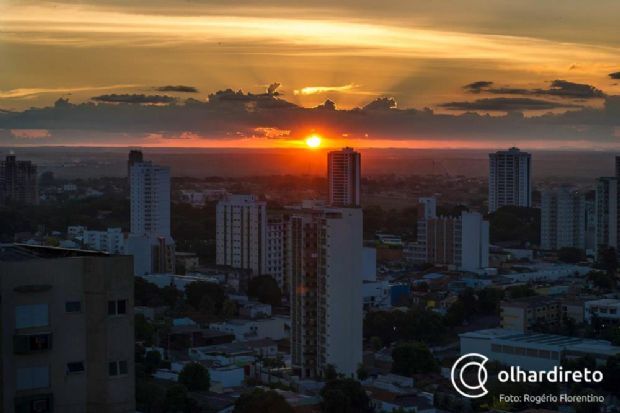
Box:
0 244 134 413
327 147 361 207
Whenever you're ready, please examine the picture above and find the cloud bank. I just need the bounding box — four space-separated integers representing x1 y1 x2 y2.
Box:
1 88 620 148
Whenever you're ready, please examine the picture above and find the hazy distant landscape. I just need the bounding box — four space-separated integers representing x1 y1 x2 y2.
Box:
0 147 613 181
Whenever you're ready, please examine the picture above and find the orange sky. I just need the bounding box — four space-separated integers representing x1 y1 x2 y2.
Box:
1 1 620 148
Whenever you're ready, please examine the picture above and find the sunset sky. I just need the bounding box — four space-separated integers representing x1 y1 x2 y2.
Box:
1 0 620 148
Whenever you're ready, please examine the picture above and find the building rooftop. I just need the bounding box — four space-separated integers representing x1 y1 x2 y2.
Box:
461 328 619 351
585 298 620 306
501 295 561 308
0 243 109 262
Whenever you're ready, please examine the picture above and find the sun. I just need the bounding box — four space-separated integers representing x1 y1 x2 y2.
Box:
305 134 322 148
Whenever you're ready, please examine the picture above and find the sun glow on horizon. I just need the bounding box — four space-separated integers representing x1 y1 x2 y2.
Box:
305 134 322 148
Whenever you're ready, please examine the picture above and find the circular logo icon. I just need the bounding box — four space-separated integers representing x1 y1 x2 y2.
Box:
450 353 489 398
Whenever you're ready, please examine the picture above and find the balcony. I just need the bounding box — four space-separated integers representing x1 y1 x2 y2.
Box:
14 393 53 413
14 333 53 354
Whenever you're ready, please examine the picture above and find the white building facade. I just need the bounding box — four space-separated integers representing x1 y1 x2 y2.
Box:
288 206 363 379
127 156 175 275
83 227 125 254
216 195 267 277
541 187 586 250
411 198 488 272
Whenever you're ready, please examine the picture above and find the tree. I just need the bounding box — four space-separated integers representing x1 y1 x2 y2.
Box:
597 246 618 276
164 384 192 413
248 275 282 306
391 341 438 376
135 314 156 345
320 378 373 413
603 355 620 397
233 388 294 413
221 299 238 318
588 270 616 291
324 364 339 381
477 287 504 314
185 281 226 313
489 206 540 246
136 380 165 413
506 284 536 299
364 308 447 346
178 362 210 391
356 364 369 381
144 350 162 375
369 336 383 351
558 247 586 264
444 301 466 327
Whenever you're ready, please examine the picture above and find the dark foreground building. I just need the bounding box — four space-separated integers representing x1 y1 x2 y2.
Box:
0 244 135 413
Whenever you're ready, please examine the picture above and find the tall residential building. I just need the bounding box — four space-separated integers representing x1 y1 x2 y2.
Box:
127 150 143 177
411 199 489 272
488 147 532 213
288 204 363 378
595 177 618 254
126 156 174 275
0 154 38 205
129 161 171 238
540 187 586 250
0 244 135 413
216 195 267 277
327 147 361 207
418 197 438 220
266 216 288 292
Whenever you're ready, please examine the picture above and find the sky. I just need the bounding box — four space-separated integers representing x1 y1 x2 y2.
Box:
1 0 620 149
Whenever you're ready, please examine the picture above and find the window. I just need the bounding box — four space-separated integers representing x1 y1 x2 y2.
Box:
15 304 49 329
109 361 118 376
108 299 128 316
66 361 85 374
119 360 128 375
16 366 50 391
109 360 128 377
65 301 82 313
117 300 127 315
14 333 53 354
14 394 53 413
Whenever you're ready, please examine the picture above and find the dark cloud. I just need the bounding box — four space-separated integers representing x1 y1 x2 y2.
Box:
316 99 336 110
609 72 620 80
464 79 605 99
155 85 199 93
363 97 397 111
463 81 494 93
1 89 619 146
440 97 580 111
542 80 605 98
267 82 281 95
92 94 177 104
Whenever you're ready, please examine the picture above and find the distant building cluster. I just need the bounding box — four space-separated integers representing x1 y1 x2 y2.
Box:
409 197 489 272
